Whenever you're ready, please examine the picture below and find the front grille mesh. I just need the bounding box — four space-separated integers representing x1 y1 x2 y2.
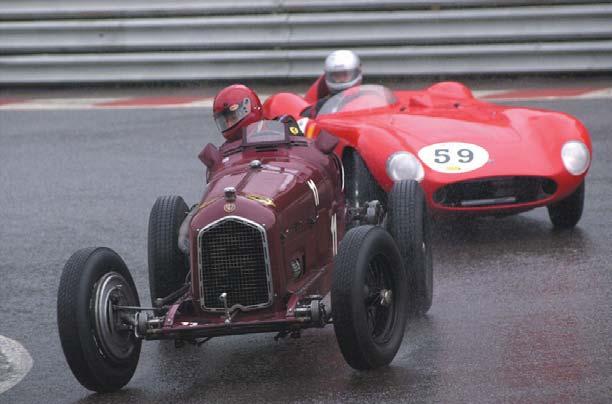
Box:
198 218 271 310
433 176 557 207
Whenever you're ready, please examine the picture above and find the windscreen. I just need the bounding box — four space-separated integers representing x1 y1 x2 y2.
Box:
243 120 289 145
318 84 397 116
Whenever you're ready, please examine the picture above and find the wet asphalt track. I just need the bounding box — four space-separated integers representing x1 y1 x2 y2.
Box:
0 99 611 403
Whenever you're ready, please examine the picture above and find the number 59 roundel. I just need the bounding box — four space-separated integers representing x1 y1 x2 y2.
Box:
418 142 489 174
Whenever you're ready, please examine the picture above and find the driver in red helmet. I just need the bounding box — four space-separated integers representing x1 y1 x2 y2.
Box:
213 84 263 145
213 84 303 149
180 84 265 252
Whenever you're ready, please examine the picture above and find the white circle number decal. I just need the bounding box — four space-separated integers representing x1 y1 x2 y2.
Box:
418 142 489 174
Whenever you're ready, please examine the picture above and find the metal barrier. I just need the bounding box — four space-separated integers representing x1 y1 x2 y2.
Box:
1 1 603 19
1 1 611 84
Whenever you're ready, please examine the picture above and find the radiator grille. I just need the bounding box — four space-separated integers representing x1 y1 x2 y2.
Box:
433 176 557 208
198 217 272 311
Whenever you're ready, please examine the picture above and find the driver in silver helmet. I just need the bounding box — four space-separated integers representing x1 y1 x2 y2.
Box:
324 49 363 94
302 50 363 117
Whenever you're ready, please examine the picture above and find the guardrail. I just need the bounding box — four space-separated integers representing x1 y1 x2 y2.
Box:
3 5 612 54
4 41 611 84
1 1 602 19
1 1 611 84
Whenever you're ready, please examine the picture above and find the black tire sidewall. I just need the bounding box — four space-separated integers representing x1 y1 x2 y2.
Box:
548 181 585 228
332 226 408 370
58 247 141 392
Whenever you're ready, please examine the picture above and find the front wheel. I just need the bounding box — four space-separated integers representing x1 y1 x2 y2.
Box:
332 226 408 370
386 180 433 315
57 247 141 392
547 181 585 229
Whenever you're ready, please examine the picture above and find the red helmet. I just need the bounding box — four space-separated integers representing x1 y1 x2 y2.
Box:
213 84 263 141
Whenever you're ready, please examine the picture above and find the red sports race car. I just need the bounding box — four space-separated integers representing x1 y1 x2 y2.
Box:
263 81 592 229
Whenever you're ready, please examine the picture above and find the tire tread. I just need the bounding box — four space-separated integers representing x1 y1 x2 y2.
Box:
387 180 433 315
147 195 188 303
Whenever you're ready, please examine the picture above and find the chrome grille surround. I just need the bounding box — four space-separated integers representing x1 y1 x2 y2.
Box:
197 216 273 312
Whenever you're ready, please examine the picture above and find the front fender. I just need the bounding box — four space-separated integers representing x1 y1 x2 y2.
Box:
354 126 408 192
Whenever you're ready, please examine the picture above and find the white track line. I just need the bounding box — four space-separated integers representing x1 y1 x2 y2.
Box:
0 97 216 110
0 335 33 395
0 98 118 110
1 88 611 111
576 88 612 99
472 90 507 98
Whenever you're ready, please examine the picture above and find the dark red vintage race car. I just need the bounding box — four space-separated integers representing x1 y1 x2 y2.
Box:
57 119 429 393
263 82 592 229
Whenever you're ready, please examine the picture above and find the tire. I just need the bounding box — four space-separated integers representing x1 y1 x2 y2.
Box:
386 180 433 316
547 181 585 229
57 247 141 393
148 195 189 304
343 151 386 214
332 226 408 370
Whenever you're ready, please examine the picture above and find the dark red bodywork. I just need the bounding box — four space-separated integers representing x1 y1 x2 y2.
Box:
263 82 592 217
151 135 345 339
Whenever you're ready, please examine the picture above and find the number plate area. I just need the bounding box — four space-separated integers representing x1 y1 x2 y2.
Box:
418 142 489 174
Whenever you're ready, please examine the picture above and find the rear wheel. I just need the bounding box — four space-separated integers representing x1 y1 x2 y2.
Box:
332 226 408 370
547 181 585 229
148 195 189 304
386 180 433 315
57 247 141 392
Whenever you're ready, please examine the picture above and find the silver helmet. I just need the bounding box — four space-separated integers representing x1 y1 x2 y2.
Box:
324 50 362 93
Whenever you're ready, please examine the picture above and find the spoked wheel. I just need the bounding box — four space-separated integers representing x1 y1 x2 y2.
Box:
57 247 141 393
364 254 397 346
547 181 585 229
332 226 408 370
386 179 433 316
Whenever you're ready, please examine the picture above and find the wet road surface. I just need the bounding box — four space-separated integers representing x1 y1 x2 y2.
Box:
0 99 611 403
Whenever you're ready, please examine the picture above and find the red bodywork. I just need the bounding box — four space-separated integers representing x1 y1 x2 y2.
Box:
151 134 345 339
263 82 592 216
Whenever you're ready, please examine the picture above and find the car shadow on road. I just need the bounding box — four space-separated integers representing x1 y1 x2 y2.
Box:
72 215 593 404
71 319 443 403
431 214 591 256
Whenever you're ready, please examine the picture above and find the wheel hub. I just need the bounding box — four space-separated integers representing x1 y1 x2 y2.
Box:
380 289 393 306
92 272 138 364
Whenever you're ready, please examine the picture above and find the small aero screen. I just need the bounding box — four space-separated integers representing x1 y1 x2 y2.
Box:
243 120 290 146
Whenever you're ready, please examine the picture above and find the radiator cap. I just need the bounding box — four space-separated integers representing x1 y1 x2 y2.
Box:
224 187 236 202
